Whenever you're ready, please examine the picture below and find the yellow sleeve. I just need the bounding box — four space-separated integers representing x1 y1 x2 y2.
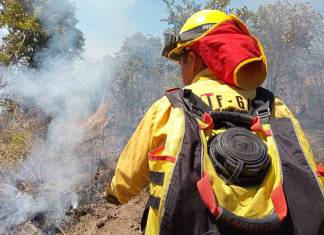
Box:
106 97 172 204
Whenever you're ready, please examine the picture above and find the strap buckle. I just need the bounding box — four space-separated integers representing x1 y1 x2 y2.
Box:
256 107 271 119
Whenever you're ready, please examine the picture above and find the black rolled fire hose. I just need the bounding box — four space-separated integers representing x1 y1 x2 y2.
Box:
209 127 270 186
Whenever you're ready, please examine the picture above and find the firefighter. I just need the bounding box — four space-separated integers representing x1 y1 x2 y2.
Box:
105 10 324 235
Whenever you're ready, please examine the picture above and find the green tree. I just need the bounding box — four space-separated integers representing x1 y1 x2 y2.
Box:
0 0 47 66
0 0 84 67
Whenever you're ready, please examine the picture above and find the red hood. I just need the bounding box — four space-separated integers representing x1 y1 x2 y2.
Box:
190 20 266 89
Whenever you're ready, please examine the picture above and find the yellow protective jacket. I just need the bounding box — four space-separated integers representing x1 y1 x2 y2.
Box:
107 69 324 235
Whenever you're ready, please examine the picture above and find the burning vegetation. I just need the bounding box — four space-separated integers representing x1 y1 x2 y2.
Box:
0 0 324 234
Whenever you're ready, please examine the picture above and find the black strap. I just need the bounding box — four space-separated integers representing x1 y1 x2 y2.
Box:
270 118 324 235
141 193 163 231
210 111 253 129
165 89 187 109
183 89 211 115
251 87 275 123
166 89 211 118
255 87 275 111
166 87 275 125
140 205 149 232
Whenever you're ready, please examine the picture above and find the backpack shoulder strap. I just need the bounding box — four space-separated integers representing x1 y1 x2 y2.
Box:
166 87 275 123
252 87 275 123
255 87 275 111
165 88 211 118
164 88 185 109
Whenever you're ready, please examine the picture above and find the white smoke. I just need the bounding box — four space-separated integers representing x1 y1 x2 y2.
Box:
0 0 113 232
0 60 112 232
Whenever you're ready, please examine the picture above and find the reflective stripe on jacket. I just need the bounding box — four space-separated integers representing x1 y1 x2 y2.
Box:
106 69 324 234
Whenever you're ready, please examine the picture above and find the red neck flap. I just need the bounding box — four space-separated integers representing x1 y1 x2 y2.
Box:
190 20 265 89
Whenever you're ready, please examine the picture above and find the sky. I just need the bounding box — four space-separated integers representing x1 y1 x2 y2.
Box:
74 0 324 61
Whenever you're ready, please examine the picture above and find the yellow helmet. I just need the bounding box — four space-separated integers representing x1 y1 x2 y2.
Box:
162 10 268 90
162 10 250 61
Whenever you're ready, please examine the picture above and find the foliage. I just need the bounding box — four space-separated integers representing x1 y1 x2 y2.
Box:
0 0 46 66
108 33 179 146
250 1 324 119
0 0 84 67
162 0 253 33
111 32 179 119
162 0 202 33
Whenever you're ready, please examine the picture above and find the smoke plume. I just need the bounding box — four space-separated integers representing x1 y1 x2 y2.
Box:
0 0 112 232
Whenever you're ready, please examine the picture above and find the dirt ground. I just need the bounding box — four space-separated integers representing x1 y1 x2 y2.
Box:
58 158 147 235
63 193 147 235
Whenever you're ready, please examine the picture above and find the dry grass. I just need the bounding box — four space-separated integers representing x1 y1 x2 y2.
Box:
0 99 49 170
